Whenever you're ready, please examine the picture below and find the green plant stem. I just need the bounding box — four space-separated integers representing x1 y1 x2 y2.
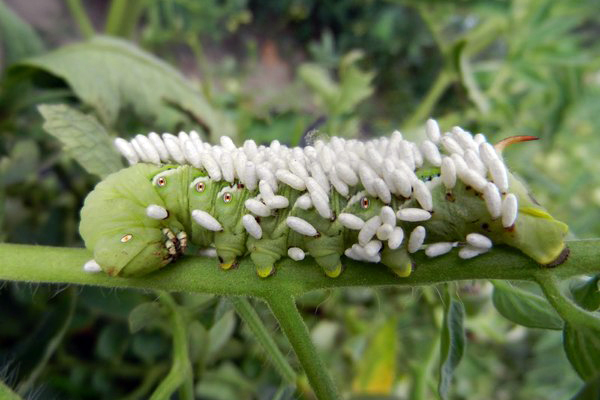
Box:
535 272 600 330
266 292 340 400
123 365 169 400
17 288 77 395
229 296 297 384
105 0 147 37
403 71 454 129
0 381 22 400
411 328 441 400
1 241 597 296
64 0 95 39
150 292 194 400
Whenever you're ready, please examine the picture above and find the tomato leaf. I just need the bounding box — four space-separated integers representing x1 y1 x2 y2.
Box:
492 280 563 330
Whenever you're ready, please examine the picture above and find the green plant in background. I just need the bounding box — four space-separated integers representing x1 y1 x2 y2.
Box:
0 0 599 399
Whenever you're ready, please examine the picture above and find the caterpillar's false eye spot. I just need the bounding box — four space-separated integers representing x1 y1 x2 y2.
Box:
223 192 233 203
196 182 205 192
360 197 370 209
157 177 167 187
121 234 133 243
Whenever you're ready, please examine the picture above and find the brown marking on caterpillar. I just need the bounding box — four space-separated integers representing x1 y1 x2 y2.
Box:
543 246 570 268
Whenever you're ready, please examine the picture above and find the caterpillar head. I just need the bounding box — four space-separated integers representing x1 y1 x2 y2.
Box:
502 174 569 266
80 164 187 277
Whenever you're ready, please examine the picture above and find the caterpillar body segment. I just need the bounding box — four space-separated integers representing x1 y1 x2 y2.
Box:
79 120 570 278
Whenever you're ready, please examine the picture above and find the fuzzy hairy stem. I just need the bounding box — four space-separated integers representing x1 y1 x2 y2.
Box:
2 240 598 400
0 240 598 296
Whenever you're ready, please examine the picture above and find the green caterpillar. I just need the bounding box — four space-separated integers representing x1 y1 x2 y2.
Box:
80 121 569 278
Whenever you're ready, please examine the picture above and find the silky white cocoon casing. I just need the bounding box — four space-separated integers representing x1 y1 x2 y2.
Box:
358 215 382 246
459 245 488 259
294 193 312 210
408 226 426 253
502 193 518 228
288 247 305 261
162 134 186 164
265 195 289 209
489 158 509 192
397 208 432 222
242 214 262 239
413 180 433 211
135 135 161 164
441 136 464 156
192 209 223 231
276 169 306 191
426 119 441 143
286 216 318 237
425 242 454 258
115 138 139 165
364 240 382 257
380 206 396 227
483 183 502 219
466 233 492 249
376 224 393 240
148 132 170 161
338 213 365 230
441 157 457 189
245 198 271 217
146 205 168 220
84 259 102 273
421 140 442 166
335 162 359 186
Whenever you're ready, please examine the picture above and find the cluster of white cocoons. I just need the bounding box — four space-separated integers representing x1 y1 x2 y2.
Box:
116 118 520 263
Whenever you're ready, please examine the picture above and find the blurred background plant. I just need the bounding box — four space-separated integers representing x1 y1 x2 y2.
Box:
0 0 599 398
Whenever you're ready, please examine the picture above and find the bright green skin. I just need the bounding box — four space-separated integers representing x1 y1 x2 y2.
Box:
79 163 568 278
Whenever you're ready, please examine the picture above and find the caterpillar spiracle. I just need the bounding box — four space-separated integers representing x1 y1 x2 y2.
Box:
80 120 569 278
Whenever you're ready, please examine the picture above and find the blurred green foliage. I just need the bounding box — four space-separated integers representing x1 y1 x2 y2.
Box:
0 0 599 398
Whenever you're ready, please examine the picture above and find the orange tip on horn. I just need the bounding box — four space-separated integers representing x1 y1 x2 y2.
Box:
495 135 539 152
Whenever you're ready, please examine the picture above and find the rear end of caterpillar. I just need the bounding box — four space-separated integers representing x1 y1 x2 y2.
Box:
80 120 569 278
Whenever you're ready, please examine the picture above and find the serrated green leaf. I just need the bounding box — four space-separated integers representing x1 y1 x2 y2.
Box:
19 36 234 137
298 63 339 108
129 302 165 333
438 287 465 400
38 103 123 178
337 51 374 115
207 310 236 360
352 317 397 394
564 322 600 381
0 1 44 68
571 276 600 312
492 280 563 330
